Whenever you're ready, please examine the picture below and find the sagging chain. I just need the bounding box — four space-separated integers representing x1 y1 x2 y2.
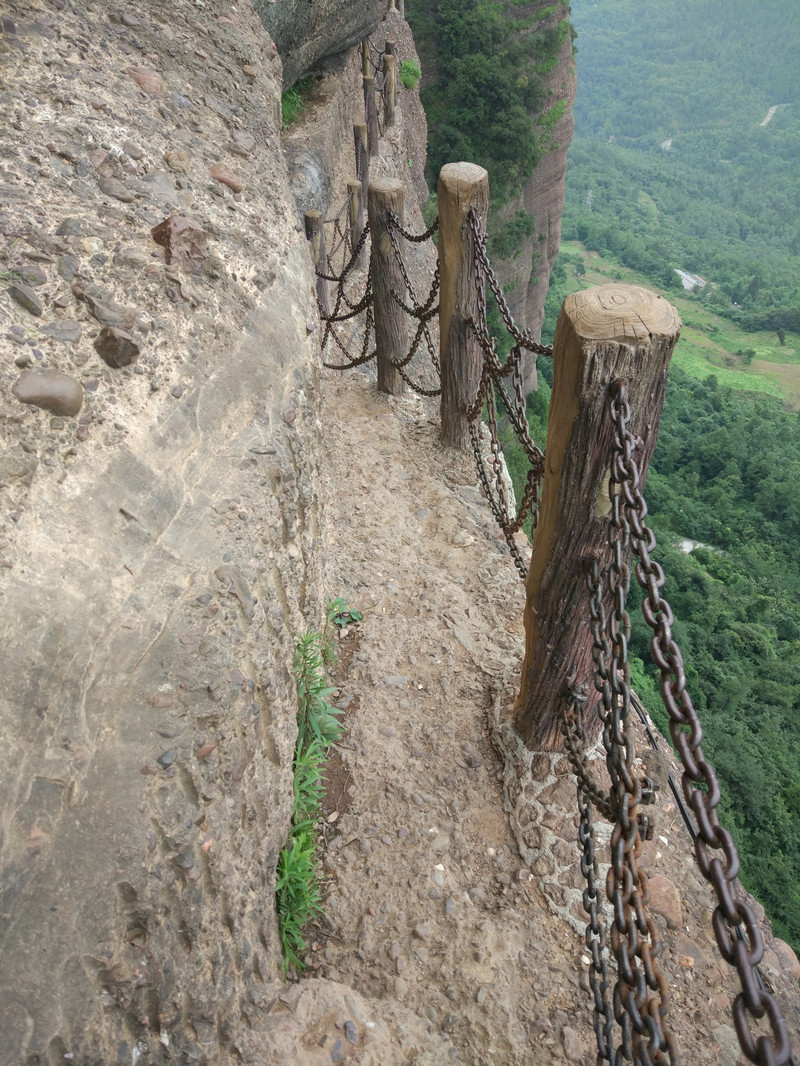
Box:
462 208 547 577
385 212 442 394
467 207 553 358
609 381 793 1066
320 226 376 370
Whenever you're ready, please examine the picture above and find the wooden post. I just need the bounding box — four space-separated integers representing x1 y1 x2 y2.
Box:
347 179 365 268
438 162 489 449
514 284 681 750
363 75 380 156
362 37 370 78
383 54 397 127
354 122 370 198
368 178 407 395
304 210 331 317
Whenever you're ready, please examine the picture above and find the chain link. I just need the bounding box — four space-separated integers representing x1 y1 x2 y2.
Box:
562 687 615 1063
609 381 793 1066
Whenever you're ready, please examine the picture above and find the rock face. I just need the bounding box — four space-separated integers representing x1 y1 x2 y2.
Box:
253 0 384 86
0 3 323 1063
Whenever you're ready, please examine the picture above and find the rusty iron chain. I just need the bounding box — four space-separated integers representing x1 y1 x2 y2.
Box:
316 221 371 288
609 381 793 1066
389 214 440 244
562 673 615 822
385 212 441 389
595 443 676 1065
562 687 615 1063
459 209 547 576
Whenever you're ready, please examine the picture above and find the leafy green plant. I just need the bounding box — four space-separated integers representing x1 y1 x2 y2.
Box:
399 58 421 90
292 739 326 830
277 618 356 975
293 632 344 749
326 597 363 629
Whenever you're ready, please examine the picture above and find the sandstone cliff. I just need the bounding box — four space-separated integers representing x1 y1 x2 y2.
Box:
493 3 577 393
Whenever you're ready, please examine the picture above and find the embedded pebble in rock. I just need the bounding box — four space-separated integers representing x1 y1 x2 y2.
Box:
40 320 82 344
126 66 165 96
164 150 192 174
98 175 135 203
94 327 141 368
230 131 256 156
18 263 47 287
209 164 243 193
12 370 83 416
122 139 145 160
562 1026 582 1062
8 283 43 317
151 215 208 270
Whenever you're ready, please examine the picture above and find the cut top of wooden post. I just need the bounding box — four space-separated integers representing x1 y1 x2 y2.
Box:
562 284 680 345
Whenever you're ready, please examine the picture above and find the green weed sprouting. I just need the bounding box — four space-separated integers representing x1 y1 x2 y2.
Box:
293 631 345 750
276 828 323 973
276 608 360 976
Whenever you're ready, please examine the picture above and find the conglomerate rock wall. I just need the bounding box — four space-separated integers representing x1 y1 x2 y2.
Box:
0 1 404 1062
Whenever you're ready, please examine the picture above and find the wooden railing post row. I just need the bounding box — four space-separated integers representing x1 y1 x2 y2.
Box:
353 122 370 199
304 210 331 317
514 284 681 750
367 178 407 395
363 74 380 156
347 179 365 268
437 161 489 449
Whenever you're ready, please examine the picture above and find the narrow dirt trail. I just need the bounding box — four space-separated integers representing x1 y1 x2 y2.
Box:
314 372 597 1065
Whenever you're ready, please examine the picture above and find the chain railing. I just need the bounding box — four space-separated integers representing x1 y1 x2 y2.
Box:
606 380 793 1066
557 381 794 1066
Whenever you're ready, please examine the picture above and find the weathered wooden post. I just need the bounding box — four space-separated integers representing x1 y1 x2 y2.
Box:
367 178 407 395
438 162 489 449
364 74 380 156
383 54 397 127
514 284 681 750
384 44 399 106
354 122 370 198
347 179 365 268
304 210 331 317
362 37 370 78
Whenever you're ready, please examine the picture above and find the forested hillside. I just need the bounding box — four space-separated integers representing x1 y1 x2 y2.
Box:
564 0 800 334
